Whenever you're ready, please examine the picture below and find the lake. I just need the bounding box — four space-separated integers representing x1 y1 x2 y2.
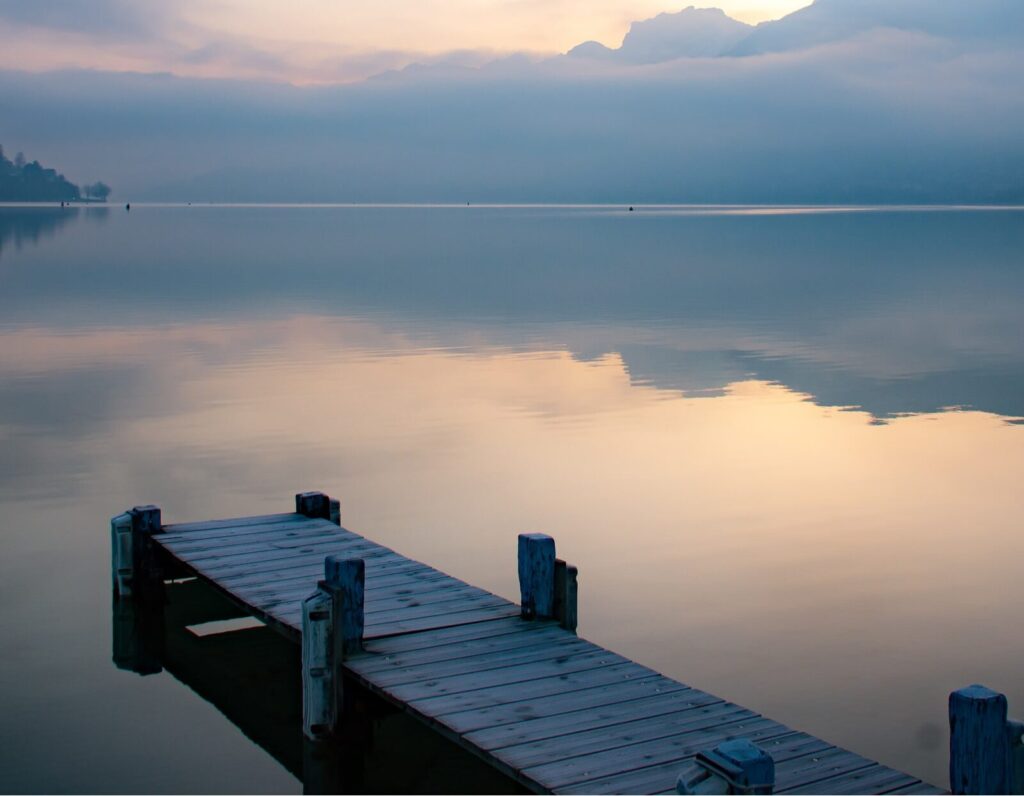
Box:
1 203 1023 792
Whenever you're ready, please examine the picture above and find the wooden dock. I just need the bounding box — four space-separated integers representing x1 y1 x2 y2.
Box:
110 492 963 794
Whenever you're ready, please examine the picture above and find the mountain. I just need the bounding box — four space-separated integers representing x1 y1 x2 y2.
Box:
0 145 80 202
567 6 752 63
730 0 1024 56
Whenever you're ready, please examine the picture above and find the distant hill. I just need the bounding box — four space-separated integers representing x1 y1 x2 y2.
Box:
567 6 752 63
0 145 81 202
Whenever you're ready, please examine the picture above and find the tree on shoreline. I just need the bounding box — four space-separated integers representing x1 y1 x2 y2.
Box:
0 145 86 202
83 181 111 201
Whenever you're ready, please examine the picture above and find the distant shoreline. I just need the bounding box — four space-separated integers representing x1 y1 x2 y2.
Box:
2 201 1024 212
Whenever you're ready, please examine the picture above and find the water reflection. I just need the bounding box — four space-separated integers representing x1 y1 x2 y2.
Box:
112 579 523 794
0 205 100 260
2 205 1022 419
1 206 1023 791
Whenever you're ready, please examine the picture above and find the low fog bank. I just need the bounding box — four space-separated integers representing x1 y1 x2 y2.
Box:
1 1 1021 203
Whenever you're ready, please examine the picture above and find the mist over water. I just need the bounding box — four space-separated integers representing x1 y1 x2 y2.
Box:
1 204 1023 791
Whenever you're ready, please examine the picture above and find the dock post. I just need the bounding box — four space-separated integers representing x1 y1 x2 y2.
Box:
554 559 579 633
301 556 365 740
131 504 164 599
324 556 365 659
949 684 1024 794
111 504 164 673
111 512 134 597
676 739 775 794
111 504 162 599
518 533 556 620
296 491 332 521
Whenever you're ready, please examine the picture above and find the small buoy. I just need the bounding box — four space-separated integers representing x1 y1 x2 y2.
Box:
628 206 634 212
125 203 130 211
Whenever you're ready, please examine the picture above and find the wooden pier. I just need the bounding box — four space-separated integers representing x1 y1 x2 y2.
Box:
110 491 1017 794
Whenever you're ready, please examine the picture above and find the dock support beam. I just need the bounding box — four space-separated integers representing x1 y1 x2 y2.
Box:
302 555 365 740
296 491 341 526
676 739 775 795
950 684 1024 794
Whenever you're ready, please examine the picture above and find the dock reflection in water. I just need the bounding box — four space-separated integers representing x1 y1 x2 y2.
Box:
113 578 524 794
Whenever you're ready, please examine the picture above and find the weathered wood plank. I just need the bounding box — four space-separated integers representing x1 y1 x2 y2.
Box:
193 541 393 578
157 517 330 546
219 555 436 593
417 661 659 717
817 767 922 795
248 570 468 614
432 673 689 735
465 687 718 752
885 780 946 794
386 647 632 704
365 637 600 690
495 702 759 772
254 564 483 606
357 615 543 659
361 603 523 637
351 624 581 678
773 747 877 792
161 513 304 534
161 525 352 557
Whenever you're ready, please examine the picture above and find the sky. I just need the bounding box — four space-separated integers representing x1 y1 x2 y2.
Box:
1 0 1022 203
0 0 811 83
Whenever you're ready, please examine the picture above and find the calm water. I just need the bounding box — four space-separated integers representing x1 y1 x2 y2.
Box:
2 204 1023 792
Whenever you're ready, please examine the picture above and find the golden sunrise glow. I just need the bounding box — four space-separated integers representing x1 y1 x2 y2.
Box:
0 1 814 83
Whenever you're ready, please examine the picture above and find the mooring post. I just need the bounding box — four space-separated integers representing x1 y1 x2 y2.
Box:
324 556 365 659
676 739 775 795
518 533 556 620
554 558 579 633
111 505 162 599
950 684 1024 794
296 491 332 521
301 556 365 740
111 512 134 597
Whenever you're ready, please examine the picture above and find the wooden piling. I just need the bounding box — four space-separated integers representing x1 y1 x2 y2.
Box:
296 491 331 520
324 556 365 658
111 512 134 597
110 504 162 599
518 533 556 620
302 556 365 739
949 684 1024 794
302 586 335 739
554 558 579 633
